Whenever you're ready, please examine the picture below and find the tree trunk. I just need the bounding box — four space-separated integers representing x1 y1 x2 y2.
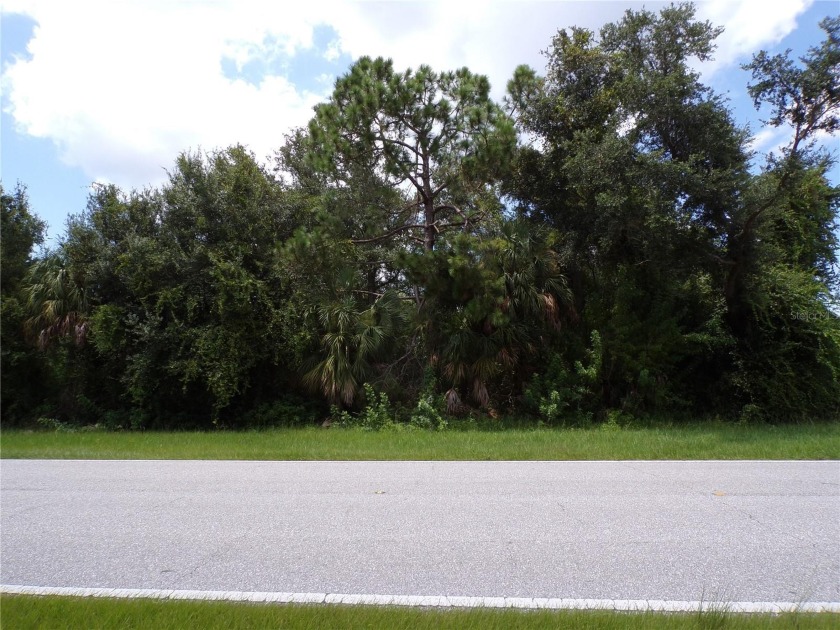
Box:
424 200 436 252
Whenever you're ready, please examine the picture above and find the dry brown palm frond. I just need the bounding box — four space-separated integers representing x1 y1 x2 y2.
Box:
442 360 467 385
497 346 518 368
445 388 463 415
472 379 490 408
540 293 562 330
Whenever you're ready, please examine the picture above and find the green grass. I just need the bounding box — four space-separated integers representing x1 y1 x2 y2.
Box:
1 422 838 460
1 595 837 630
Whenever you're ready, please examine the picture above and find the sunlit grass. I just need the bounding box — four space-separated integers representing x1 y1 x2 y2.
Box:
1 595 837 630
1 421 838 460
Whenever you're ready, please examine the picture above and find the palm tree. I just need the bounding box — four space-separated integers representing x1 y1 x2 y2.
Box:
439 221 574 410
23 255 89 349
304 290 407 407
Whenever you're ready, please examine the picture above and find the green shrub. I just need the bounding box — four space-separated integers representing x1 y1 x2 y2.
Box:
410 394 448 430
538 390 564 425
334 384 399 431
36 417 76 432
240 398 319 428
601 409 633 432
525 331 602 427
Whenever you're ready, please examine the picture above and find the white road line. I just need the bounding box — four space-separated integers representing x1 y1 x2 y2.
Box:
2 585 839 613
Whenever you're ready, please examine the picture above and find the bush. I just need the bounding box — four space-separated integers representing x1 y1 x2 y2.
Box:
410 394 448 431
601 409 633 432
239 398 319 428
526 331 602 427
36 417 76 432
333 384 399 431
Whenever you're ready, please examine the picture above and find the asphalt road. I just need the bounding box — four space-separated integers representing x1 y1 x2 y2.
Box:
1 460 838 604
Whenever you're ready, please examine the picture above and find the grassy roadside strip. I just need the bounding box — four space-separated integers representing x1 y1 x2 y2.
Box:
1 422 839 460
1 595 837 630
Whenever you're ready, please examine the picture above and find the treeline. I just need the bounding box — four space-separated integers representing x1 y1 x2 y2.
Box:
2 5 839 429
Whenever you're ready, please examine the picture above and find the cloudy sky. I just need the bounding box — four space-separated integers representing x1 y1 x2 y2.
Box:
1 0 837 243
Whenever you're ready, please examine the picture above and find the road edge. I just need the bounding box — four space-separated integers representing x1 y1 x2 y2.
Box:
2 585 839 614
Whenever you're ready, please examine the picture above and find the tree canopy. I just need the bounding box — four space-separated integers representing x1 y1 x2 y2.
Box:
2 3 838 429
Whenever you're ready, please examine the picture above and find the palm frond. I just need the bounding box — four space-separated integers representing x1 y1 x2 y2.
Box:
23 257 89 349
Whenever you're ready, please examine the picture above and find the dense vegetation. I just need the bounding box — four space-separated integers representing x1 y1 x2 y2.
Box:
2 5 838 430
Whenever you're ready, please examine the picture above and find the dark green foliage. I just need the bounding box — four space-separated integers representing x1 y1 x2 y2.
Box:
720 16 840 419
309 55 516 252
10 147 324 427
5 3 838 427
745 16 840 144
507 3 839 421
238 396 322 429
1 183 52 424
403 220 573 411
524 332 602 427
303 291 411 407
1 183 46 294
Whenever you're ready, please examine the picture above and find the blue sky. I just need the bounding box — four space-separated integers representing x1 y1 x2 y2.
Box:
1 1 838 246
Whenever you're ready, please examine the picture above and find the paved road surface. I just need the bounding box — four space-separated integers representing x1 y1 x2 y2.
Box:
1 460 838 604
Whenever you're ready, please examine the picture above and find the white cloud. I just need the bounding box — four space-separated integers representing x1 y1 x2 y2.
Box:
2 0 339 188
748 126 791 157
323 39 342 63
0 0 823 193
747 125 839 167
325 1 631 98
695 0 813 76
